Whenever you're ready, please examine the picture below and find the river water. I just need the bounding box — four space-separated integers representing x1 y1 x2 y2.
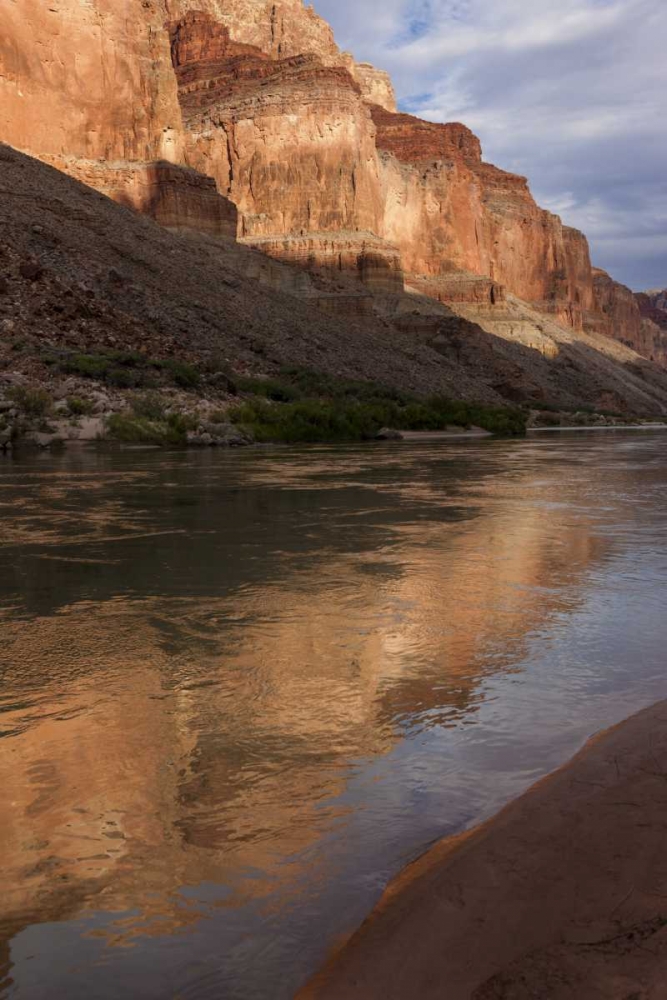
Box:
1 432 666 999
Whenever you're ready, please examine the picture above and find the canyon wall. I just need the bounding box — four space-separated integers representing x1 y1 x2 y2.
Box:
637 289 667 332
169 9 402 288
0 0 236 237
371 107 595 328
0 0 181 165
636 289 667 366
166 0 396 109
0 0 658 362
167 9 600 321
590 271 667 368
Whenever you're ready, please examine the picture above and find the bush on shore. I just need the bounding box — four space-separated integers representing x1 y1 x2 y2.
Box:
7 385 53 417
229 391 526 444
105 411 196 445
43 349 201 390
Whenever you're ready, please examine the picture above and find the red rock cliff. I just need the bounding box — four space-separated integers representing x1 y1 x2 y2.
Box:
0 0 235 237
587 271 667 368
371 106 595 327
0 0 651 350
169 10 400 289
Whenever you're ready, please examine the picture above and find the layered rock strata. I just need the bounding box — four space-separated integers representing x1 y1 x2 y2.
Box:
371 107 595 329
170 10 401 288
637 289 667 334
0 0 659 367
590 271 667 368
166 0 397 109
0 0 236 236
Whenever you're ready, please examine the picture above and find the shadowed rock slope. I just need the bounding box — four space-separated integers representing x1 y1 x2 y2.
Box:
2 145 667 417
0 144 497 401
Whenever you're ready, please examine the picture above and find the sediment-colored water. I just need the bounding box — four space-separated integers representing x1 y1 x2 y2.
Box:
1 432 666 999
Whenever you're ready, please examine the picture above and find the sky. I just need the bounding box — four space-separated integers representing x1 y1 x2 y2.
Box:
312 0 667 291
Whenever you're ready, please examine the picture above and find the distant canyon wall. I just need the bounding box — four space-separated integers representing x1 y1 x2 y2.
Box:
590 271 667 368
0 0 660 362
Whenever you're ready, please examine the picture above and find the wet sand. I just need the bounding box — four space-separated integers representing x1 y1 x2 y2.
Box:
301 701 667 999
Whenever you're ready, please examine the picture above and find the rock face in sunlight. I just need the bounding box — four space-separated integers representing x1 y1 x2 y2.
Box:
634 289 667 367
371 107 596 329
169 9 401 288
0 0 237 237
0 0 664 376
590 272 667 368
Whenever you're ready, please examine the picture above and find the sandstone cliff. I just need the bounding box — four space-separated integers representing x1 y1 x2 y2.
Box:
637 289 667 333
635 289 667 367
370 107 596 329
589 271 667 368
0 0 664 388
0 0 240 239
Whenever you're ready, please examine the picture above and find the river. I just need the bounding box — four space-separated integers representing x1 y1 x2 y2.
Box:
1 432 666 999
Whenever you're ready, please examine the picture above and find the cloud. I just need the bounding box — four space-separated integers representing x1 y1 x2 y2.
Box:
312 0 667 290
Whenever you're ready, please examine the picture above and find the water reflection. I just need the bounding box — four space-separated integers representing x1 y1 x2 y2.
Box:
1 436 666 999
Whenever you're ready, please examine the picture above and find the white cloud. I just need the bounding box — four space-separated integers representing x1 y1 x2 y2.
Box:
312 0 667 290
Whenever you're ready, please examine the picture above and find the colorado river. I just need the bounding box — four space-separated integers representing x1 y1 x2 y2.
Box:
1 432 666 999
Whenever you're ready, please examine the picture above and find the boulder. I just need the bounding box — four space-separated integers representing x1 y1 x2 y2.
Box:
19 261 44 282
375 427 404 441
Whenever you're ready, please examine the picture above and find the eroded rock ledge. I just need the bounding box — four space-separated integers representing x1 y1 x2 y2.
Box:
0 0 662 369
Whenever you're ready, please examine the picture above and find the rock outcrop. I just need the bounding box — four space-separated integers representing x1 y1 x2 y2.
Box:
635 289 667 367
589 271 667 368
0 0 663 378
169 10 401 287
0 0 236 237
167 0 396 108
637 289 667 331
590 269 642 344
371 107 595 328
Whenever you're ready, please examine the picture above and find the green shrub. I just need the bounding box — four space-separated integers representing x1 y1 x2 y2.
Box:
208 409 230 424
55 350 200 390
278 367 416 406
236 376 301 402
104 349 144 367
106 367 149 389
67 396 95 416
229 394 526 444
131 392 166 421
7 386 52 417
106 407 197 445
106 413 188 445
230 399 378 443
158 359 201 389
61 354 112 379
166 412 198 434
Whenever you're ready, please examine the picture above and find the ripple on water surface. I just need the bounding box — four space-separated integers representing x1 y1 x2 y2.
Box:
1 433 666 999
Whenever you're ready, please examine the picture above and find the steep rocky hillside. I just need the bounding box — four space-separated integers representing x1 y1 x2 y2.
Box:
1 0 666 414
2 144 667 423
0 145 489 399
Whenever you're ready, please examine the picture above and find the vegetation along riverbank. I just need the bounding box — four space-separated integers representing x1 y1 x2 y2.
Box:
3 360 662 453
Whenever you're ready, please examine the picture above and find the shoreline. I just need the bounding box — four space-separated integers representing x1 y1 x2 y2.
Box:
3 422 667 456
528 422 667 433
299 700 667 999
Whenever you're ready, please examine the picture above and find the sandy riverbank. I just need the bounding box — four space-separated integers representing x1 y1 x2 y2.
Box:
300 701 667 999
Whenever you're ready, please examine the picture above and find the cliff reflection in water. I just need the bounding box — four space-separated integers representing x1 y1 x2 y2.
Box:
1 438 664 1000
